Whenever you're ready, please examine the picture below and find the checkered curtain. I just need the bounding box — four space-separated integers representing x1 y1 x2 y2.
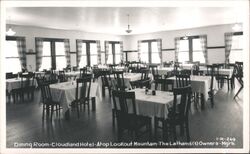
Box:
200 35 208 64
76 39 82 66
17 37 27 70
120 41 124 62
104 41 109 64
35 38 43 71
96 40 101 64
225 32 233 63
64 39 70 66
157 39 162 64
174 37 181 62
137 40 142 61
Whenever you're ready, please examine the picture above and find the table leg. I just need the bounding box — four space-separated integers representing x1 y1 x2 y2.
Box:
201 93 205 110
92 97 96 111
64 110 70 120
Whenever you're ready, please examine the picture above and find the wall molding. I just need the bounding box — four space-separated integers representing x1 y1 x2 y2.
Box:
207 46 225 49
162 48 175 51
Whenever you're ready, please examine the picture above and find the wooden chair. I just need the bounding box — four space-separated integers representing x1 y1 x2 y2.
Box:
58 70 68 82
37 77 62 120
234 62 243 99
208 65 215 107
155 85 192 142
71 77 92 117
80 67 88 78
113 70 126 91
112 90 152 141
130 69 151 89
100 70 112 97
213 64 230 90
175 74 191 88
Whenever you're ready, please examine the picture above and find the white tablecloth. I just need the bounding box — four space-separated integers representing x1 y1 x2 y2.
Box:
167 75 218 101
64 71 81 78
199 67 234 78
112 88 180 119
110 73 142 89
157 67 174 75
48 81 101 113
180 63 195 69
6 78 38 93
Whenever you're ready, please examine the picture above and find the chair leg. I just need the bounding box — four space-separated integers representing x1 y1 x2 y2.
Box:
50 105 54 120
112 109 116 127
185 122 190 142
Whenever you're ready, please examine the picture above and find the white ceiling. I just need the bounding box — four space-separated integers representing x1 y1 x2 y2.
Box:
6 7 244 35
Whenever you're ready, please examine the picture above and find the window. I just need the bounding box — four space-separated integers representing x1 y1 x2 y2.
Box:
141 42 149 63
139 40 161 64
178 40 189 63
106 41 122 64
177 36 206 64
5 38 22 73
40 41 51 70
229 34 243 63
78 40 98 67
192 38 205 63
39 38 67 71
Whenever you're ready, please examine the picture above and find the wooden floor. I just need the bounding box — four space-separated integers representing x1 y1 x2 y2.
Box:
6 80 243 148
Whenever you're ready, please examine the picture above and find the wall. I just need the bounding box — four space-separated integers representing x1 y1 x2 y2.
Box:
8 24 125 71
123 24 240 64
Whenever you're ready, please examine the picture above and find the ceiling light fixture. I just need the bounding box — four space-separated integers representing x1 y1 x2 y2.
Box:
232 23 242 31
183 35 188 40
125 14 132 33
6 16 16 36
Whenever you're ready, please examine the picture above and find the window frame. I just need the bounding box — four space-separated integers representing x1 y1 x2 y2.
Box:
228 32 243 63
76 40 98 67
140 39 160 64
177 35 206 64
36 37 66 70
106 41 121 65
5 36 24 73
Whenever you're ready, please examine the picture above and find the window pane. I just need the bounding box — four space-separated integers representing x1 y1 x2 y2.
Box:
40 57 51 70
115 44 121 54
90 55 97 66
107 54 113 64
193 38 202 50
229 50 243 63
193 51 205 63
141 53 148 63
56 56 67 70
152 53 160 64
79 55 87 67
5 58 21 73
231 35 243 49
5 40 18 57
82 43 87 55
90 43 97 55
55 42 65 55
108 44 112 54
178 52 189 63
141 42 148 53
115 54 120 64
43 42 51 56
151 42 158 52
179 40 189 51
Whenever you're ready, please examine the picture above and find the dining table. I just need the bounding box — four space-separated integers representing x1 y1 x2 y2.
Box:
110 72 153 89
37 80 102 119
6 77 38 93
167 75 218 109
199 67 234 78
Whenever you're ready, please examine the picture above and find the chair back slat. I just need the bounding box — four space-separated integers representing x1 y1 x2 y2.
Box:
175 74 190 88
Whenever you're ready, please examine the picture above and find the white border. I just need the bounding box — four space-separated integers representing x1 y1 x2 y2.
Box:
0 0 249 153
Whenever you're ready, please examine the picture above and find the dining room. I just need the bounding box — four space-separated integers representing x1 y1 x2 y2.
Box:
1 0 249 153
